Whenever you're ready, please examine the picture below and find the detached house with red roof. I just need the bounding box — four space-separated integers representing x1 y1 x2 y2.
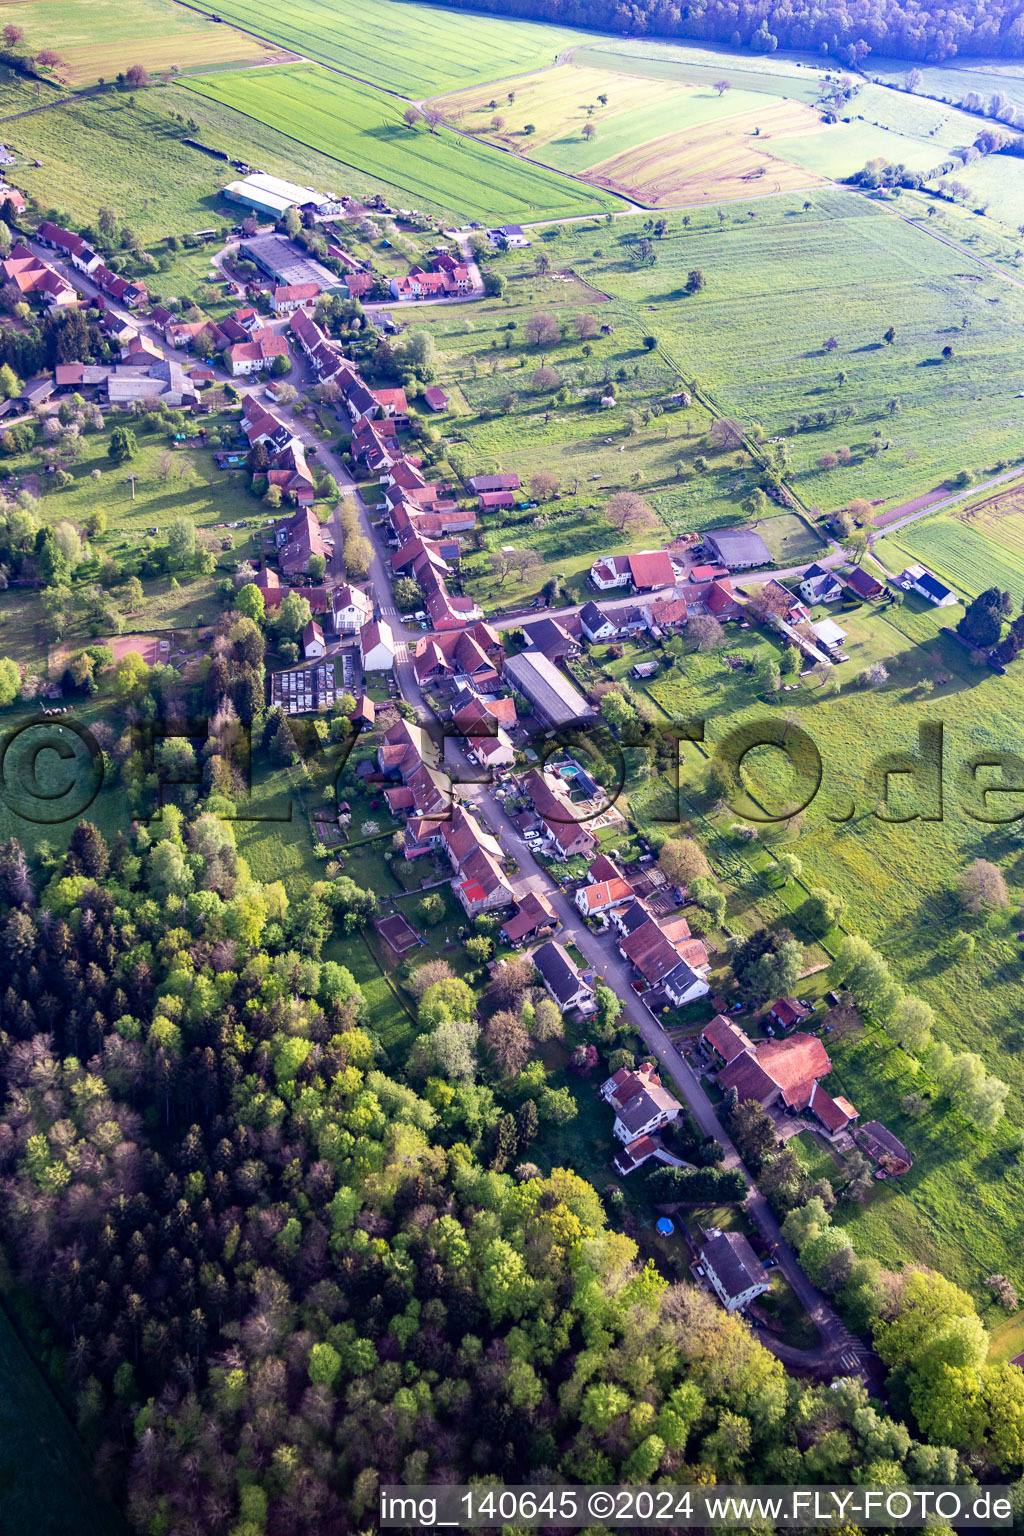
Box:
713 1030 858 1139
600 1061 682 1163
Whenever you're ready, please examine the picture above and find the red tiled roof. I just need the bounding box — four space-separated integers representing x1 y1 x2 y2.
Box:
701 1014 754 1065
628 550 674 590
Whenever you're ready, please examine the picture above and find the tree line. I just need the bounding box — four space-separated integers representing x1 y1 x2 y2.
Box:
411 0 1024 65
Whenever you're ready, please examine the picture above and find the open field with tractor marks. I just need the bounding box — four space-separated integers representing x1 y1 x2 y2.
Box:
182 0 579 96
586 99 824 206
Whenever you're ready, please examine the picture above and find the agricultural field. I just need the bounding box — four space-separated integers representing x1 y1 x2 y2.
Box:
869 54 1024 114
586 100 823 207
529 190 1024 509
432 56 823 206
0 0 277 85
571 40 836 105
0 70 399 241
432 64 777 169
182 0 579 97
184 62 619 222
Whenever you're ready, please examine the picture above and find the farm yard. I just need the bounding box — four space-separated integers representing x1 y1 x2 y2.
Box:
0 0 277 85
182 0 580 97
183 63 619 223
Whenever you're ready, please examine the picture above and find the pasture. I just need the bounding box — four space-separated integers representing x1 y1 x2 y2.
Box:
533 191 1024 508
0 0 274 84
184 63 619 222
181 0 579 97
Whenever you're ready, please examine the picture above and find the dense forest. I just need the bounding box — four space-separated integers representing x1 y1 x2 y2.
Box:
419 0 1024 64
2 608 1024 1531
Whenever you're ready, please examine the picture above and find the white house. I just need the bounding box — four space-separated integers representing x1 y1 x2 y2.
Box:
899 564 957 607
580 600 617 644
472 728 515 769
799 563 844 604
589 555 631 591
302 620 326 660
600 1062 681 1144
532 941 595 1015
810 617 848 654
699 1230 770 1312
359 618 396 672
332 584 373 634
576 877 633 919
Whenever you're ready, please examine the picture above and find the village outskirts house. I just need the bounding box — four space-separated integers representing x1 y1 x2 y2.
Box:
531 940 595 1015
600 1061 681 1144
302 620 326 660
799 563 844 605
580 601 618 645
699 1230 771 1312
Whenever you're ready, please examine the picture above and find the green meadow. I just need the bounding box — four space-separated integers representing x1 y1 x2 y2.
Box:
530 191 1024 510
184 63 619 222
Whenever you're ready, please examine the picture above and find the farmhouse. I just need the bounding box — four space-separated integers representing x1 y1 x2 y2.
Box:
590 555 631 590
580 601 617 644
467 473 520 494
226 172 343 220
270 282 321 314
2 245 77 310
36 220 102 274
106 358 198 409
519 616 580 662
228 328 289 376
845 565 885 600
575 877 634 919
478 489 515 511
277 506 325 577
799 563 843 604
500 891 559 947
715 1032 857 1135
627 550 676 590
699 1230 770 1312
503 650 594 729
701 1014 756 1065
531 941 594 1015
897 564 956 607
518 768 598 859
702 528 771 570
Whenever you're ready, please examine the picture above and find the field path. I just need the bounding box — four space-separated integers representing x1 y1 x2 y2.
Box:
0 83 104 124
853 188 1024 294
872 464 1024 540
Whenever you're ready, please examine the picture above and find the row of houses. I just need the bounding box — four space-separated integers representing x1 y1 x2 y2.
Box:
389 251 472 301
243 395 318 514
152 302 289 376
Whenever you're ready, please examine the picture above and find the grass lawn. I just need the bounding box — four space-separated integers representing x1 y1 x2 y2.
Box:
880 513 1024 607
183 63 619 224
